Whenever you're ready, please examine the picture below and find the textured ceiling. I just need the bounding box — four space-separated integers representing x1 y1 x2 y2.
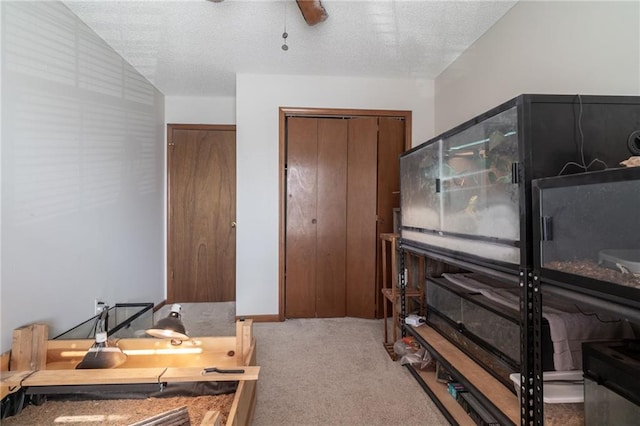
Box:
62 0 517 97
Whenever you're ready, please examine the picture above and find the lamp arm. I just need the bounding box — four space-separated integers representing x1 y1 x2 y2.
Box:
94 306 110 336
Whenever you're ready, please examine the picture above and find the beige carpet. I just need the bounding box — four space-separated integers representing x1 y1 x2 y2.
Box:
159 303 448 426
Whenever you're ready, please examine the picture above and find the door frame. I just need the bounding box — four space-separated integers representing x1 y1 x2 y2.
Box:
167 123 237 303
278 108 412 321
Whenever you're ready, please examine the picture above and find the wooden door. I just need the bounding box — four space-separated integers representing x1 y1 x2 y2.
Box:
285 117 348 318
285 118 317 318
167 125 236 303
346 117 379 318
315 119 348 317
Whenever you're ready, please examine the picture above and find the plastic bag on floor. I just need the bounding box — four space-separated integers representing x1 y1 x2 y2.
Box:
400 347 435 371
393 336 419 358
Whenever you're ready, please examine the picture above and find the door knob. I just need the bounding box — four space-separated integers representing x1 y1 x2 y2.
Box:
231 222 237 228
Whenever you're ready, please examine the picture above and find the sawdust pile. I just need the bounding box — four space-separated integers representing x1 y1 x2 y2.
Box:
2 393 235 425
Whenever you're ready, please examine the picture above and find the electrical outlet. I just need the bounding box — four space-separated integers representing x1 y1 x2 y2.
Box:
95 299 106 315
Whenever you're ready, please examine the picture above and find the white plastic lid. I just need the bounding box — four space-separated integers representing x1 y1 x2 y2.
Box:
510 371 584 404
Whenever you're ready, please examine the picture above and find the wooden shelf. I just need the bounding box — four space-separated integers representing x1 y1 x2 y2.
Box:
408 324 520 425
407 365 476 426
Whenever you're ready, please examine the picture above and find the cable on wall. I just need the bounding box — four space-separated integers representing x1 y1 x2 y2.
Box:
557 94 607 175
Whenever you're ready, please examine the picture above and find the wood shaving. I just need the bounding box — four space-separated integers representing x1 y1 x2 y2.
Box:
546 259 640 289
2 393 235 425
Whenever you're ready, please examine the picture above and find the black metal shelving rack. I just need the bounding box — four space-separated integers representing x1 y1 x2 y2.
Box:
397 95 640 425
404 321 518 426
529 167 640 424
399 242 529 425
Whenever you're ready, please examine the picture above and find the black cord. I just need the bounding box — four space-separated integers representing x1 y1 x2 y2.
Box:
88 308 110 339
87 320 97 339
557 94 608 175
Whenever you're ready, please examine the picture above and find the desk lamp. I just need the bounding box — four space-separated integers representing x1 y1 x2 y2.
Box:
76 308 127 369
145 304 189 344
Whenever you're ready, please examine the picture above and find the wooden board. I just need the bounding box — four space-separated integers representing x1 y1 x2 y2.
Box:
17 363 259 388
413 368 476 426
45 336 239 370
228 378 255 426
129 405 190 426
1 350 10 372
22 368 167 386
226 342 257 426
236 320 254 366
230 321 257 426
1 371 33 399
201 410 222 426
10 323 48 371
412 325 520 424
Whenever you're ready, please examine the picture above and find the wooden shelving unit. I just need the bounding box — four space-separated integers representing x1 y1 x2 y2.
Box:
407 324 520 426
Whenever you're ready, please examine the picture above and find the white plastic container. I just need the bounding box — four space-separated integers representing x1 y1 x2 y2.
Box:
509 370 584 403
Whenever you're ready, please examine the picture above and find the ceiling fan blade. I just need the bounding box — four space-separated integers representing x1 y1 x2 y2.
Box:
296 0 328 26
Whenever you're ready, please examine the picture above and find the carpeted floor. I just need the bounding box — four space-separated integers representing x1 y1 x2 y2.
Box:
161 303 448 426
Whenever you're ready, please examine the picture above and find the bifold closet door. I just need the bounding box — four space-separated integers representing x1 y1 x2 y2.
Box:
315 119 348 317
346 117 378 318
285 118 317 318
285 117 348 318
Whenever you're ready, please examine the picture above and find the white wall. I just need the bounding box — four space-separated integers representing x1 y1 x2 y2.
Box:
1 1 166 352
435 1 640 132
235 74 434 317
165 96 236 124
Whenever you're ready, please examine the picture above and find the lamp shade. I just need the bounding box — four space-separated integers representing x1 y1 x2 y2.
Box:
76 331 127 369
145 304 188 340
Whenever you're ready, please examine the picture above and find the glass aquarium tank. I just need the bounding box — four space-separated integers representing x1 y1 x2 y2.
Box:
533 167 640 308
401 106 520 265
400 94 640 269
583 340 640 426
54 303 154 339
425 273 521 380
401 139 441 232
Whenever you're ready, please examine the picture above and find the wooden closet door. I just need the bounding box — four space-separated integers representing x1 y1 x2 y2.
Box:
316 119 348 317
285 117 318 318
346 117 379 318
376 117 405 316
284 113 405 319
285 118 348 318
